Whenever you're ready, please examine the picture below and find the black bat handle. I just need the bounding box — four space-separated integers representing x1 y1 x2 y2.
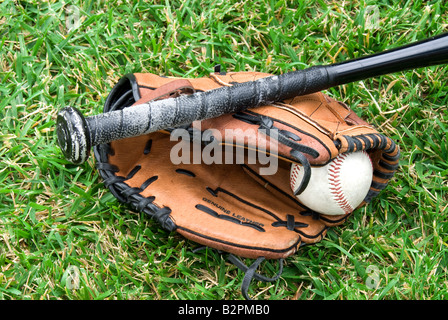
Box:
56 66 331 164
56 33 448 164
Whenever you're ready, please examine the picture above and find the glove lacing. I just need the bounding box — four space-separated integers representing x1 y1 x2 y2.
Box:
232 111 319 195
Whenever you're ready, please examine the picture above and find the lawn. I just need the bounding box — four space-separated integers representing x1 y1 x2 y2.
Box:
0 0 447 300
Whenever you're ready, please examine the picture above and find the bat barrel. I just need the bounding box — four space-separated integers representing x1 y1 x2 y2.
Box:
328 32 448 85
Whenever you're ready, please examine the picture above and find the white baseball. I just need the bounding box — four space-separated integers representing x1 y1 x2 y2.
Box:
290 151 373 215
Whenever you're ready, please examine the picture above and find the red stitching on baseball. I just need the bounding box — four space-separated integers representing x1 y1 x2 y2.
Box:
290 164 300 191
328 153 353 214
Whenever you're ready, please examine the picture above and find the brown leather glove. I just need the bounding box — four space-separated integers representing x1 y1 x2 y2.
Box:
94 70 400 299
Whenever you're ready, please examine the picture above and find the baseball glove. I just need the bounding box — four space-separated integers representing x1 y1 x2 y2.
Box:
93 68 400 299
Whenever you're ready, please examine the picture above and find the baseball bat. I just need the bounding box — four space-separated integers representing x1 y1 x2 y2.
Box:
57 32 448 164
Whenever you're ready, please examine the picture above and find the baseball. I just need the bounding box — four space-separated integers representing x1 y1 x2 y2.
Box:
290 151 373 215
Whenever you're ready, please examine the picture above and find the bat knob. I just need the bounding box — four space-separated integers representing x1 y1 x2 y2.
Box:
56 106 91 164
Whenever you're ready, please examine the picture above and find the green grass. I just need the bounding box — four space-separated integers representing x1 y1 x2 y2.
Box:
0 0 447 300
